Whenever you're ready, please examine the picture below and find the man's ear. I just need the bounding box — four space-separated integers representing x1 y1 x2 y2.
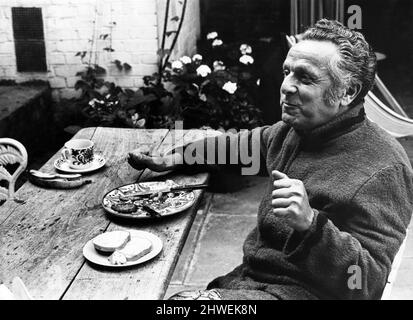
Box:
340 83 361 107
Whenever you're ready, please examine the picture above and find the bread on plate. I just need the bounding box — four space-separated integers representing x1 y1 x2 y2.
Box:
108 237 152 265
92 230 131 253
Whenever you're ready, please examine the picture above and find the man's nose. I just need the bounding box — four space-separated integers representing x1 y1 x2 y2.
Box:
280 75 298 95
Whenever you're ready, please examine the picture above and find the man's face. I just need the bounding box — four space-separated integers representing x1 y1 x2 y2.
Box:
280 40 347 131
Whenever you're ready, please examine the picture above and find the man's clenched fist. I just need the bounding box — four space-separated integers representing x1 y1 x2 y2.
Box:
271 170 314 232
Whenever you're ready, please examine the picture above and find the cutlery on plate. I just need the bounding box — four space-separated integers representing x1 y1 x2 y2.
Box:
141 204 162 218
119 183 209 199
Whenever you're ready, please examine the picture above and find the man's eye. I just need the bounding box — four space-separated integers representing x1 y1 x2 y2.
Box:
300 75 312 84
282 69 290 77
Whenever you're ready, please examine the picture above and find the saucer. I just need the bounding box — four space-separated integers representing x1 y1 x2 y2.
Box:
54 154 106 173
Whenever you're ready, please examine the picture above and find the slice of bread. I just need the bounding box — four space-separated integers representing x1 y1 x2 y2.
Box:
108 236 153 265
93 230 131 253
118 237 152 261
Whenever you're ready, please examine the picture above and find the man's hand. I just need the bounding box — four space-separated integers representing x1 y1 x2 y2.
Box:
271 170 314 232
127 146 182 172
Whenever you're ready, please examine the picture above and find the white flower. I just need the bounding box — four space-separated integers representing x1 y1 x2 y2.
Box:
222 81 237 94
207 31 218 40
212 39 223 47
171 60 184 70
180 56 192 64
196 65 212 77
239 54 254 65
240 44 252 55
192 54 203 61
131 113 139 124
256 78 261 86
213 60 225 71
199 94 207 102
88 98 98 106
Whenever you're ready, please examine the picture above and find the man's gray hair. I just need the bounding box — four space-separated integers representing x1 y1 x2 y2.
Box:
302 19 377 106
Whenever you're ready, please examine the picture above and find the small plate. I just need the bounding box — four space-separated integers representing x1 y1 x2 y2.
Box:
102 180 196 220
83 230 163 268
54 154 106 173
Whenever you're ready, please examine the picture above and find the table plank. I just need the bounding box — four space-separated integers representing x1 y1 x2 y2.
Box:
62 129 214 300
0 128 168 299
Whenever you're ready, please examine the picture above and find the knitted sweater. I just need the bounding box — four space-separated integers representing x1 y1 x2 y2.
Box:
180 103 413 300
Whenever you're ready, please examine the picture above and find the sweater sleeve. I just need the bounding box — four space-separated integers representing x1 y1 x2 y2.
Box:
173 126 273 176
283 163 413 299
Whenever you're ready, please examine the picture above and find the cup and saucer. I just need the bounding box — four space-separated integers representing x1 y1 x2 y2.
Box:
54 139 106 173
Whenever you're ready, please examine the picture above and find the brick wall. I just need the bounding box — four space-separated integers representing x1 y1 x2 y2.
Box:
0 0 200 101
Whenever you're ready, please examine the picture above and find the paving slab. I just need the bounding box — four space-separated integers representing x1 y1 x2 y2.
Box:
185 214 256 285
164 284 205 300
209 175 268 215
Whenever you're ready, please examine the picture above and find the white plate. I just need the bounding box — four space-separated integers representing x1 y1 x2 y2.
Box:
83 230 163 268
54 154 106 173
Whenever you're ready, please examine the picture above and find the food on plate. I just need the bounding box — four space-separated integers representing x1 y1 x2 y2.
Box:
111 202 138 213
108 251 127 265
103 181 196 218
92 230 131 253
108 237 152 265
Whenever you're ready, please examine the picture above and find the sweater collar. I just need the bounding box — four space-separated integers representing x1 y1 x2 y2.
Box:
294 103 366 147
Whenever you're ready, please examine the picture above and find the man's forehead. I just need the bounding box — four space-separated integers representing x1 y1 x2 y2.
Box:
284 40 339 68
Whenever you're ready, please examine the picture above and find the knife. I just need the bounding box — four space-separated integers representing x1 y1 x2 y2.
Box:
119 183 209 200
29 169 82 180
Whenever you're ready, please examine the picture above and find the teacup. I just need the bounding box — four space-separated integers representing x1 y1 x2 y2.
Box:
61 139 95 169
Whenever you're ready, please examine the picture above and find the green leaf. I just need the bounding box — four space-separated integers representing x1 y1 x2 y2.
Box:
95 78 105 88
124 89 134 96
123 63 132 71
171 16 180 22
74 80 90 91
113 60 123 71
103 47 115 52
135 118 146 128
99 34 109 40
94 65 106 75
76 51 87 58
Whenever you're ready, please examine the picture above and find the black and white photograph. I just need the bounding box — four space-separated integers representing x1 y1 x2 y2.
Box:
1 0 413 307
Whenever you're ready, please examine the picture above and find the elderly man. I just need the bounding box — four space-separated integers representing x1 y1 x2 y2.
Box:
128 19 413 300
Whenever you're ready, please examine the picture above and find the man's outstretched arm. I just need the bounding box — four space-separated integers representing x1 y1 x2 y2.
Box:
128 126 273 176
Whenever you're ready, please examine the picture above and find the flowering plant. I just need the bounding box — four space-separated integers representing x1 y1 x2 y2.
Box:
159 32 263 130
73 64 176 129
71 32 263 131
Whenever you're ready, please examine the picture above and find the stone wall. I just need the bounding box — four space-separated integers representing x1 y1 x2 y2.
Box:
0 84 55 156
0 0 200 101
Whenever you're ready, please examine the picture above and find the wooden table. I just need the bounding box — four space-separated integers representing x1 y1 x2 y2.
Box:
0 127 218 300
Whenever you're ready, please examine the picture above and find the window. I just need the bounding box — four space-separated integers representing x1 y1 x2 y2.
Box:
12 7 47 72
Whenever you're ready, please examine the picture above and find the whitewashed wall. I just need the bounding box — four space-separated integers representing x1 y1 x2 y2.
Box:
0 0 200 100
